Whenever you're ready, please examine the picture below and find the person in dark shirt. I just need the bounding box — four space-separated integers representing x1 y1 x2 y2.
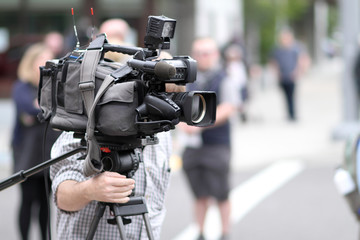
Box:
271 29 303 121
179 37 239 240
12 43 61 240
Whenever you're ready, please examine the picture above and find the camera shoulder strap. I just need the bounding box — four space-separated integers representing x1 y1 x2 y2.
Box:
82 61 138 176
83 74 115 176
79 34 107 117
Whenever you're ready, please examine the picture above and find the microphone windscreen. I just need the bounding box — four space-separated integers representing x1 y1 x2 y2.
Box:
154 61 176 80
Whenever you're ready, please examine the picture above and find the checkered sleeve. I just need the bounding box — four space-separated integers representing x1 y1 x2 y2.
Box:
50 132 88 211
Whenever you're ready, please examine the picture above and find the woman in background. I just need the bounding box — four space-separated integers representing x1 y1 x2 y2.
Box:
12 43 60 240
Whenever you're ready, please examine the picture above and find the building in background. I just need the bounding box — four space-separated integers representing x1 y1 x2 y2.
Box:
0 0 244 97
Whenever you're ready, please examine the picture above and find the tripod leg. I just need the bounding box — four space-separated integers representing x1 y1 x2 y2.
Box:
110 198 155 239
114 213 154 240
143 213 155 240
115 215 127 240
86 202 107 240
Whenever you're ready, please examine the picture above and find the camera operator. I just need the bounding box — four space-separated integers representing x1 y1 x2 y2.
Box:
50 84 184 240
50 130 172 239
49 17 183 236
50 89 183 240
179 37 239 240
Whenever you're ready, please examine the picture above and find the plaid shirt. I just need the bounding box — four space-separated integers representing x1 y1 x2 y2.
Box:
50 131 172 239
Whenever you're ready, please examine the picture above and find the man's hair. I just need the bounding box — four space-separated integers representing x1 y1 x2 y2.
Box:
99 18 131 63
99 18 129 41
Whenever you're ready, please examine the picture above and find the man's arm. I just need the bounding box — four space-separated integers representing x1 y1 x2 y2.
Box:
56 171 135 212
213 102 236 126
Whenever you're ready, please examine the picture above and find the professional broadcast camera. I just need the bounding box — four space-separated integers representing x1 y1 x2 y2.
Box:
37 15 217 177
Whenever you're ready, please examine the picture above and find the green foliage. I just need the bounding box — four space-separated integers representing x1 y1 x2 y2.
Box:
244 0 310 64
285 0 310 21
328 5 338 36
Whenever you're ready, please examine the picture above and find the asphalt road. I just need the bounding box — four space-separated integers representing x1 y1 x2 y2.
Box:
161 162 358 240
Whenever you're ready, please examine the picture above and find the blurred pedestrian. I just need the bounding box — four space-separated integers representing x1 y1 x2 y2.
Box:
224 43 249 122
179 37 239 240
354 35 360 101
270 29 303 121
12 43 61 240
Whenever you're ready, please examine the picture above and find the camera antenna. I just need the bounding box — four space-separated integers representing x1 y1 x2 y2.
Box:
89 8 95 42
71 8 80 49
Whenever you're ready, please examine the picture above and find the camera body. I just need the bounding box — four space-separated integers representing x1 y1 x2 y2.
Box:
38 15 216 176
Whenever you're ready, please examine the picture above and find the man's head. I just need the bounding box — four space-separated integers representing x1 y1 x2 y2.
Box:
44 31 64 56
278 29 294 48
99 18 131 63
99 18 129 43
191 37 220 72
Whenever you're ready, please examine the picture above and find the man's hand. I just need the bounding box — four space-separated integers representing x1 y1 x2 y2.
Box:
57 172 135 212
165 83 185 93
86 171 135 203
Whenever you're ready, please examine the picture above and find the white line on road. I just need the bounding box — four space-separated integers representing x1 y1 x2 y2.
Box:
172 159 305 240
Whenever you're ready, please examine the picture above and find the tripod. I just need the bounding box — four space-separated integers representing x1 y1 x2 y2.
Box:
84 143 155 240
0 144 156 240
86 197 154 240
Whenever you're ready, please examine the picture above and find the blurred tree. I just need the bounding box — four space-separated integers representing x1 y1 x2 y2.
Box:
327 4 338 36
244 0 310 64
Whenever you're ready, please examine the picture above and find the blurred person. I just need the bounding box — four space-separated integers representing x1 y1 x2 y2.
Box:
99 18 133 63
224 44 249 122
270 29 304 121
50 22 182 238
354 35 360 100
44 31 64 58
179 37 239 240
12 43 61 240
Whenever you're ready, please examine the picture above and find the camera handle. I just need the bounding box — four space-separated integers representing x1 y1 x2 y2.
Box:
86 197 154 240
0 146 87 191
103 43 156 59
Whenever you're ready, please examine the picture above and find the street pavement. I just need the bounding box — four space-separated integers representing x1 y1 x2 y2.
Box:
161 58 359 240
0 58 358 240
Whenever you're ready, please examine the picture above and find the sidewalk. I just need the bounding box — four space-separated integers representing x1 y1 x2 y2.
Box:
229 57 344 171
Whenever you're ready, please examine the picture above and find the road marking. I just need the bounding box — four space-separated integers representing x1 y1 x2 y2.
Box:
172 159 305 240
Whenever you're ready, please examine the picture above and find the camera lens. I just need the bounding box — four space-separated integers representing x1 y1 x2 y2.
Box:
191 94 206 123
165 91 216 127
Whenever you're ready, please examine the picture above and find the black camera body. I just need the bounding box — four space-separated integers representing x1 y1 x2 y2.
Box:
38 15 216 176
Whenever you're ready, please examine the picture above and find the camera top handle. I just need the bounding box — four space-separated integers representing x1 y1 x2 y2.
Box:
103 43 157 59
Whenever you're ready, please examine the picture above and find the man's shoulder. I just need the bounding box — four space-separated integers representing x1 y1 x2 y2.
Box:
210 67 227 82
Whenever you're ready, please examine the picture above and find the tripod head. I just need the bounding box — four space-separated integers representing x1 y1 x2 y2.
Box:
74 133 158 178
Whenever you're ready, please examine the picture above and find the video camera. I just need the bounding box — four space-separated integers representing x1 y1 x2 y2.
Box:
37 15 216 177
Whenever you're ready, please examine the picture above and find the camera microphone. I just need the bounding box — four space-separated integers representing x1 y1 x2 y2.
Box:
127 59 176 80
154 61 176 80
